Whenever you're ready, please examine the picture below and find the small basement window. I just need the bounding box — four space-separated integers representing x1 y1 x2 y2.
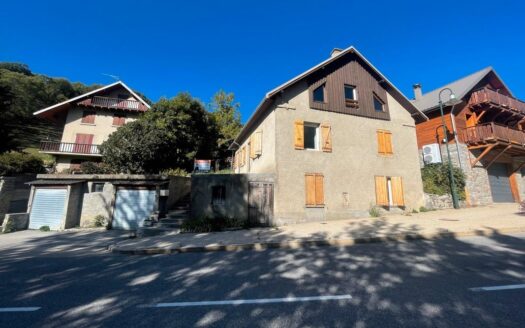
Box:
92 183 104 193
212 185 226 205
373 94 385 112
313 84 325 103
344 85 358 108
304 123 319 150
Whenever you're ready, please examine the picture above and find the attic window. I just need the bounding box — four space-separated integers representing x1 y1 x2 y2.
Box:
313 84 325 103
373 94 385 112
344 85 358 108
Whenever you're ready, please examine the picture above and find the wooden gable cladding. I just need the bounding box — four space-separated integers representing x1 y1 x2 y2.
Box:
307 55 390 120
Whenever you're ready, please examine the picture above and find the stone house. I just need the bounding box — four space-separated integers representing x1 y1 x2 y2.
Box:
229 46 428 225
413 67 525 205
33 81 150 172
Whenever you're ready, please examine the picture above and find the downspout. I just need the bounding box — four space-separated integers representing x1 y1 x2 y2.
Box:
450 104 463 170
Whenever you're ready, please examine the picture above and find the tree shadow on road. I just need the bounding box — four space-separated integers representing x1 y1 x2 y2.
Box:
0 222 524 327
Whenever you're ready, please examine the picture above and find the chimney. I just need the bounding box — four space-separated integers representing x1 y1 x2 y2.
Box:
413 83 423 100
330 48 343 58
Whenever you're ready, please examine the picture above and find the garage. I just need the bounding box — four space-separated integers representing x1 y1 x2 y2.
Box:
28 188 67 230
487 163 514 203
112 188 157 230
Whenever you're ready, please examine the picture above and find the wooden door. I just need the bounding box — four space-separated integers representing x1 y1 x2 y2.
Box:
74 134 94 153
248 182 273 226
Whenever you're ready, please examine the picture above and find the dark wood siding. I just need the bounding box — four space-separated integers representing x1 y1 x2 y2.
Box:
308 55 390 120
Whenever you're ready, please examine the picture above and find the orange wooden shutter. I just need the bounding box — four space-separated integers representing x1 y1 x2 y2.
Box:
384 131 393 154
375 176 388 206
391 176 405 206
241 146 246 166
315 174 324 205
81 111 95 124
305 174 316 206
294 120 304 150
254 130 263 156
320 123 332 152
249 136 255 159
377 130 385 154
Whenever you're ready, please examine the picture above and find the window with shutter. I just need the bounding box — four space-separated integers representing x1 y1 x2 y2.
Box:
375 176 404 207
113 114 126 126
377 130 393 155
390 176 405 206
305 173 324 206
254 130 263 156
375 176 389 206
81 111 96 124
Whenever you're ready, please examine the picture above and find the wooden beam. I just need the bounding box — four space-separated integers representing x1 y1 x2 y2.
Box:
513 160 525 173
468 143 497 150
475 110 487 123
470 143 499 167
485 145 512 169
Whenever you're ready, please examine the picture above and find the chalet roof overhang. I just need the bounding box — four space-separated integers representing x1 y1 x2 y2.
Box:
33 81 151 120
230 46 428 150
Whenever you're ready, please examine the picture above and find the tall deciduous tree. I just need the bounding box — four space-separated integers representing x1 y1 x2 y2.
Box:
100 93 217 173
210 90 242 166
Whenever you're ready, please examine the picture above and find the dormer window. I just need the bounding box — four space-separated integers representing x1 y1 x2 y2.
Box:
373 94 385 112
313 84 325 103
344 85 358 108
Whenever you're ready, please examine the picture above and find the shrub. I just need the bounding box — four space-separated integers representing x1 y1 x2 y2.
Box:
419 206 431 212
369 205 381 218
39 225 50 232
421 163 466 200
80 161 112 174
181 217 248 233
3 220 16 233
93 215 108 228
0 152 45 175
412 209 419 214
162 167 190 177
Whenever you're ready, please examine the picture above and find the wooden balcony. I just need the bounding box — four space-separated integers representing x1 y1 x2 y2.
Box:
469 88 525 113
463 122 525 146
40 141 101 156
78 96 148 112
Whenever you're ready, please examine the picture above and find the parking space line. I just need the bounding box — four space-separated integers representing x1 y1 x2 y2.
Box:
470 284 525 292
145 294 352 308
0 307 41 312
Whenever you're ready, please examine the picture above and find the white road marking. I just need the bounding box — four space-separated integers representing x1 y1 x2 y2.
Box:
148 294 352 308
0 307 41 312
470 284 525 292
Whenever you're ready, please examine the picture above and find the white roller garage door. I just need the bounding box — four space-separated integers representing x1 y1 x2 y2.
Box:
29 188 67 230
112 188 156 230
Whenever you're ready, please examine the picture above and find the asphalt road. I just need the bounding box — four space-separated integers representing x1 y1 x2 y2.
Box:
0 230 524 327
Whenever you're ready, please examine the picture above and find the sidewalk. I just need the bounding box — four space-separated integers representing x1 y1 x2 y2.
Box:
109 203 525 254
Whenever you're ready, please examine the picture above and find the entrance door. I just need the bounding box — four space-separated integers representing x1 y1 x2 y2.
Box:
29 188 67 230
488 163 514 202
113 188 156 230
248 182 273 226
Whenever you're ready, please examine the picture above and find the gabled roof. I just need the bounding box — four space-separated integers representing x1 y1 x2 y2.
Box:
33 81 151 117
411 67 513 113
232 46 427 148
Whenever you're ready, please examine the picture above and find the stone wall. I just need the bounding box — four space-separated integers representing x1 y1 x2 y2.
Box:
424 193 466 210
80 183 115 228
1 213 29 233
0 175 34 225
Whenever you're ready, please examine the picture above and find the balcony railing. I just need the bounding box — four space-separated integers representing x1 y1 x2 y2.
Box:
78 96 147 111
40 141 101 155
469 88 525 113
462 122 525 146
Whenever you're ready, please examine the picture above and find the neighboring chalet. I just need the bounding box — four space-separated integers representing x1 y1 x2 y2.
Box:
230 46 428 225
34 81 150 172
413 67 525 205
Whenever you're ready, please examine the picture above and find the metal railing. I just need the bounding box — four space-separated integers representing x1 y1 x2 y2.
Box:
40 141 101 155
78 96 147 111
462 122 525 145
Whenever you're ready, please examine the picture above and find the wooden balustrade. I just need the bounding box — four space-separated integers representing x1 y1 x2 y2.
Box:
78 96 147 111
462 122 525 146
40 141 100 155
469 88 525 113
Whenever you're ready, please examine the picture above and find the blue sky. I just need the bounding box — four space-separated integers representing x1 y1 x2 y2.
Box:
1 0 524 121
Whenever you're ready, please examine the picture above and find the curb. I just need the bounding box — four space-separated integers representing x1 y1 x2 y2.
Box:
107 226 525 255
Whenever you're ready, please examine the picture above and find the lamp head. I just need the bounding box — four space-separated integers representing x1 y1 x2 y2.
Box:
446 92 462 106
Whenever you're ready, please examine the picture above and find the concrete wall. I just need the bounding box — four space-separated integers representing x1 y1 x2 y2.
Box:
79 183 115 228
268 81 424 224
191 174 275 222
0 175 34 225
167 176 191 209
1 213 29 233
63 184 84 229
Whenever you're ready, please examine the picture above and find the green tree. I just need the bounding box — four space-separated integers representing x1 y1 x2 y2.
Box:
209 90 242 166
100 93 216 173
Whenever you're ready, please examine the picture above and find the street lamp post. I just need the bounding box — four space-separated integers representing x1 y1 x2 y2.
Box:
438 88 460 209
